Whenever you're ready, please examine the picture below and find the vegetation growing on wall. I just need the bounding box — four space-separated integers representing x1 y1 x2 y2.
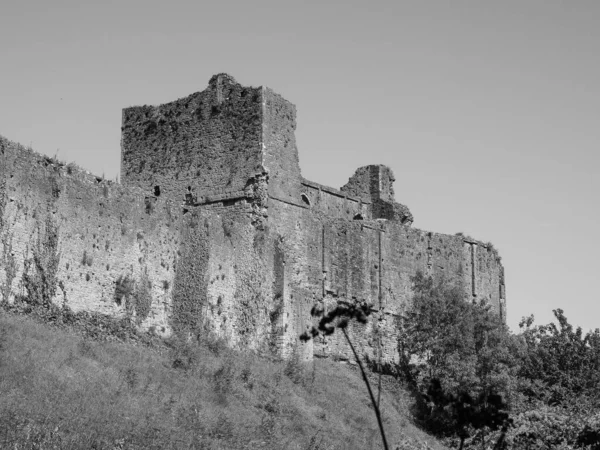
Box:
113 272 152 324
22 211 61 308
0 158 14 303
0 178 5 232
132 268 152 324
170 211 209 336
1 230 16 304
0 154 16 304
114 275 134 306
0 145 6 236
268 295 283 352
81 250 93 267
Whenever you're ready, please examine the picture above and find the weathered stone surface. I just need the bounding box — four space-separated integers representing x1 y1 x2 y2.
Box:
121 73 264 205
0 74 505 363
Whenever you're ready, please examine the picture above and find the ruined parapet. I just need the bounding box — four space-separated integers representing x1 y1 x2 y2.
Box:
341 165 395 202
341 165 413 225
372 200 413 225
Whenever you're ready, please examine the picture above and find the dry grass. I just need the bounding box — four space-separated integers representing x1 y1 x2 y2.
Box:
0 312 446 450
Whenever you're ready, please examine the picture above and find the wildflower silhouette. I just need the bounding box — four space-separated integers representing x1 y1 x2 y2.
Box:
300 302 389 450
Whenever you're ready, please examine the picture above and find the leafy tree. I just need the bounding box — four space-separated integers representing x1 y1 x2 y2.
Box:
397 271 518 446
398 271 520 397
517 310 600 413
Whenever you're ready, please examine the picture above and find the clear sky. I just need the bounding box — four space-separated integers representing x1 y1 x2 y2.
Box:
1 1 598 333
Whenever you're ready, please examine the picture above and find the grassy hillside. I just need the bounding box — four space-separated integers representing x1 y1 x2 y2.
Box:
0 311 446 450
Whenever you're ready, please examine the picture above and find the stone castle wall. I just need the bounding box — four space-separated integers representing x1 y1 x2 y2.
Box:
0 74 505 363
0 136 281 351
0 137 179 333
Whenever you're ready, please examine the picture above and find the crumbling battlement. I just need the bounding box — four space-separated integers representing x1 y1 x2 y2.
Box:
341 165 414 224
0 74 505 363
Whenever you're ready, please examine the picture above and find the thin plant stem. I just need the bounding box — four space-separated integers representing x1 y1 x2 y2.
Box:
341 328 389 450
377 334 382 409
377 370 382 409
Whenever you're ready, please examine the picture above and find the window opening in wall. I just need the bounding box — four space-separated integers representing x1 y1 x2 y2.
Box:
301 193 311 207
353 213 364 220
154 186 161 197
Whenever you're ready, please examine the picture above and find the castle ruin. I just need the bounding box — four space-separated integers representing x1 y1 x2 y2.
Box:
0 74 505 362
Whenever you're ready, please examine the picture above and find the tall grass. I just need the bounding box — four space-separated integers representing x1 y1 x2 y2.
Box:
0 311 445 449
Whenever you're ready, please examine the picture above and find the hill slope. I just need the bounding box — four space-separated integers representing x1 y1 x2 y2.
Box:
0 311 445 450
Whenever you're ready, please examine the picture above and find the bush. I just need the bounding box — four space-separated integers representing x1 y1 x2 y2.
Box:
518 310 600 404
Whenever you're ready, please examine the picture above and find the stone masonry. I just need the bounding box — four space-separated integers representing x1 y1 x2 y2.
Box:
0 74 506 362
